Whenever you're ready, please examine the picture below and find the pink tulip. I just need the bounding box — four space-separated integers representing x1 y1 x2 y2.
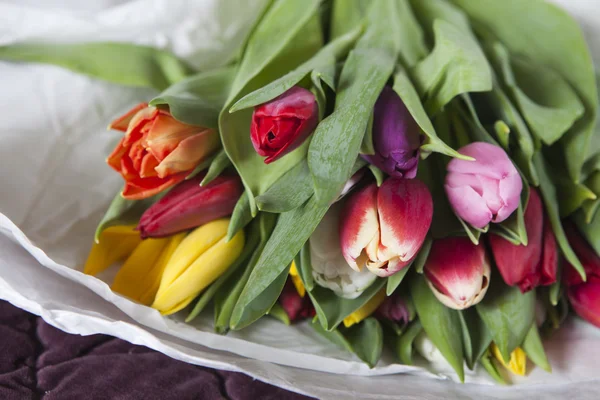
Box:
340 178 433 277
489 189 557 293
424 237 491 310
137 173 243 238
445 142 522 228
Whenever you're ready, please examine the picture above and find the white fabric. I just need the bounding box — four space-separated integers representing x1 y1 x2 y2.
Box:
1 0 599 398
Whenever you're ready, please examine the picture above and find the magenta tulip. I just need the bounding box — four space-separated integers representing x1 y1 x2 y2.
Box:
362 86 421 178
489 189 557 293
445 142 522 228
340 178 433 277
250 86 319 164
424 237 491 310
137 173 243 238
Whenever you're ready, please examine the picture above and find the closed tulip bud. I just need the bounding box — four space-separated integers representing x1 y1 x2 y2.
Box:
489 189 558 292
107 103 220 199
362 86 421 178
279 279 315 322
424 237 491 310
137 173 243 238
490 343 527 376
563 223 600 328
311 202 377 299
83 225 141 276
340 178 433 277
152 219 245 315
445 142 522 228
250 86 318 164
375 293 414 326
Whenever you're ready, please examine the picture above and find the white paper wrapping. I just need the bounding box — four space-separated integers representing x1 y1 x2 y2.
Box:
1 0 600 398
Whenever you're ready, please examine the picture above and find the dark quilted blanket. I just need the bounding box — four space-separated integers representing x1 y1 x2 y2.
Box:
0 300 310 400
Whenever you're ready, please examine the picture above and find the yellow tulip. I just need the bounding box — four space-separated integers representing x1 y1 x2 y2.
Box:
83 225 141 276
289 261 306 298
152 218 245 315
111 233 186 305
491 343 527 376
343 288 386 328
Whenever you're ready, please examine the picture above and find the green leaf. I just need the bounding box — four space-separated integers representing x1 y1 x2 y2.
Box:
220 0 323 213
458 309 493 370
534 153 585 280
413 237 433 274
480 350 508 385
574 208 600 257
410 275 464 382
395 0 429 68
367 165 385 187
395 319 423 365
267 303 291 325
475 276 535 362
230 25 362 111
308 1 400 205
200 150 232 186
231 196 329 328
0 42 190 90
386 266 411 296
522 323 551 372
309 279 386 331
360 111 376 156
150 66 235 129
392 67 468 160
255 160 313 213
227 192 254 241
94 191 158 243
296 241 315 292
185 214 274 323
185 153 219 180
494 121 511 150
549 280 561 307
329 0 370 40
452 0 598 182
411 19 492 115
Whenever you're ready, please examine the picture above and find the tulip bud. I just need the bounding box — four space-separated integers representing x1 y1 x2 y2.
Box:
340 178 433 277
424 237 491 310
375 293 414 326
250 86 319 164
152 219 245 315
567 276 600 328
490 343 527 376
362 86 421 178
445 142 522 228
311 202 377 299
279 279 315 322
83 225 141 276
108 103 220 200
489 189 557 292
137 173 243 238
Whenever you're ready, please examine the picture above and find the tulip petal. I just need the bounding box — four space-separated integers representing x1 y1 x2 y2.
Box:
289 262 306 298
155 219 230 301
424 237 490 310
83 225 141 276
568 276 600 328
445 184 492 228
111 237 171 300
154 128 219 178
447 142 516 180
108 103 148 131
153 228 245 314
121 173 186 200
491 343 527 376
122 106 158 147
377 178 433 263
342 288 386 328
539 217 558 286
146 114 210 160
495 172 523 223
340 184 380 271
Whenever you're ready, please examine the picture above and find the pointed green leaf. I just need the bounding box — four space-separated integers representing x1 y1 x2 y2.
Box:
458 309 493 370
413 237 433 274
340 317 384 368
227 192 254 241
267 303 291 325
522 323 551 372
255 160 313 213
480 351 508 385
386 265 411 296
200 150 232 186
395 319 423 365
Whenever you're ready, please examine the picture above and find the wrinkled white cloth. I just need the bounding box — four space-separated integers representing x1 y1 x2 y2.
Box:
1 0 600 398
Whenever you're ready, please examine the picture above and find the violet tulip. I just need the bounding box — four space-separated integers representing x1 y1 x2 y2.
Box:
563 223 600 328
445 142 522 228
362 86 421 178
137 173 243 238
424 237 491 310
340 177 433 277
250 86 319 164
375 293 414 326
279 279 315 322
489 189 558 293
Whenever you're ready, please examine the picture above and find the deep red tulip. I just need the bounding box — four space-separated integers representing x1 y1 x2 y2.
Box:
279 279 315 322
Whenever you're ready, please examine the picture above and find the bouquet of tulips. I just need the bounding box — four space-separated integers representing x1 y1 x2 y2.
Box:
3 0 600 384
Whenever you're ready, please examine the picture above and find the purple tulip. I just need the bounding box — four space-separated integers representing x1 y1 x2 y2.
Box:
445 142 522 228
375 293 414 326
362 86 421 178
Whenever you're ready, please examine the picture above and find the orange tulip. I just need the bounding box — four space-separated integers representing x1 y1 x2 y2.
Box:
107 103 219 200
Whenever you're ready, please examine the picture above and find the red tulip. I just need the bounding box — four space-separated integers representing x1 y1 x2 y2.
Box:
563 222 600 286
568 276 600 328
489 189 557 293
107 103 219 199
137 173 242 238
279 279 315 322
424 237 491 310
340 178 433 277
250 86 318 164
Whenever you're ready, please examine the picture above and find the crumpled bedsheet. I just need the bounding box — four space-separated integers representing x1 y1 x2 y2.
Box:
0 300 310 400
